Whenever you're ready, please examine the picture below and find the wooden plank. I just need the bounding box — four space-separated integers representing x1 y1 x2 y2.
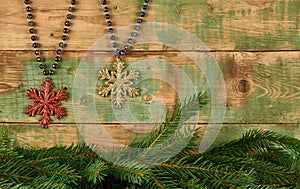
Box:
2 123 80 148
1 0 300 51
2 123 299 148
213 123 300 145
0 50 299 124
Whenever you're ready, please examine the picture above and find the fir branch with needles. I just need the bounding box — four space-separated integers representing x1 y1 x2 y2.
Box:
0 91 299 188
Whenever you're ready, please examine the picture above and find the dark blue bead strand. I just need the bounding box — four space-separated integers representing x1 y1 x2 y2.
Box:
24 0 77 76
99 0 150 56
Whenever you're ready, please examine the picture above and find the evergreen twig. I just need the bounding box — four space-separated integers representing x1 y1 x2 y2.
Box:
0 92 299 188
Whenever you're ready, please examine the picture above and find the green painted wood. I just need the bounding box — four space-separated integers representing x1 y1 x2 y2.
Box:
1 123 299 147
0 51 299 125
0 123 79 148
1 0 300 51
212 123 300 146
1 0 300 148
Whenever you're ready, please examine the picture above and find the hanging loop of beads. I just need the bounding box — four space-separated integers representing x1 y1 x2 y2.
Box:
24 0 77 76
99 0 151 56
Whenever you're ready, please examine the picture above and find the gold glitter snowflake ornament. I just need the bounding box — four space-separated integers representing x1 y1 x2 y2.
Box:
98 58 140 108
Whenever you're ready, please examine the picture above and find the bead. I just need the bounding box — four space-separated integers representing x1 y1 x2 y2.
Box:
28 21 34 26
54 56 61 62
144 0 150 3
110 35 116 40
131 32 137 38
52 63 58 69
66 14 72 19
31 35 37 41
61 35 67 41
119 50 126 56
32 43 39 48
70 0 76 5
49 70 54 75
139 11 145 17
24 0 30 5
112 42 117 48
57 49 63 55
35 50 40 55
65 20 71 26
101 0 106 5
106 21 112 26
136 18 143 24
115 49 120 55
124 45 131 51
27 13 33 19
103 6 108 12
39 64 45 69
104 14 110 19
68 7 75 12
128 38 135 44
25 6 31 12
29 28 36 34
59 42 65 48
63 28 69 33
43 70 49 76
134 25 140 31
102 7 108 12
36 57 42 62
142 5 147 10
108 28 114 34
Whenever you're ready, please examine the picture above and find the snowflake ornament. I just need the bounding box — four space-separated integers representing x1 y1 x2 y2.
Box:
98 58 139 108
26 79 67 128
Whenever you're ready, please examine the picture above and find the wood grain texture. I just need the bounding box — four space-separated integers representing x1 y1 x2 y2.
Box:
2 123 299 148
0 50 299 124
1 0 300 51
0 0 299 147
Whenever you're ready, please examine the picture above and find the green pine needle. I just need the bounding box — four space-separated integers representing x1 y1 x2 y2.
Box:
0 91 299 188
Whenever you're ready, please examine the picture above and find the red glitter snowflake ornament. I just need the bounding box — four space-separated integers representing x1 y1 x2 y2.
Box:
26 79 67 128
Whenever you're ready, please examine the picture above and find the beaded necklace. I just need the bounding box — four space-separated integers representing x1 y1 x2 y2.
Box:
98 0 150 108
23 0 77 128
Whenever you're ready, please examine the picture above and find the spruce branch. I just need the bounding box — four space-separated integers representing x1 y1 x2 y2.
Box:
1 90 300 189
132 91 208 164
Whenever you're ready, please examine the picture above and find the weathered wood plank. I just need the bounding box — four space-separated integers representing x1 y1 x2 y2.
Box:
0 50 299 124
2 123 299 148
3 123 79 148
1 0 300 51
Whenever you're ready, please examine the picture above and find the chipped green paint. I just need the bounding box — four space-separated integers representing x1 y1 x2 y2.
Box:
2 56 299 124
215 55 300 123
213 124 300 147
0 59 78 123
201 13 225 44
152 0 300 50
181 64 210 122
227 10 235 17
231 33 287 50
232 0 300 50
287 0 300 49
279 0 286 21
260 6 274 22
226 60 300 123
241 9 246 17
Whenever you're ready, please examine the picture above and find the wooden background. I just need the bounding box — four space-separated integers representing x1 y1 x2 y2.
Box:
0 0 299 148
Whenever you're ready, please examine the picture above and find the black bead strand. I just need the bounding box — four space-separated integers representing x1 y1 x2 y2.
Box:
24 0 76 75
99 0 151 55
